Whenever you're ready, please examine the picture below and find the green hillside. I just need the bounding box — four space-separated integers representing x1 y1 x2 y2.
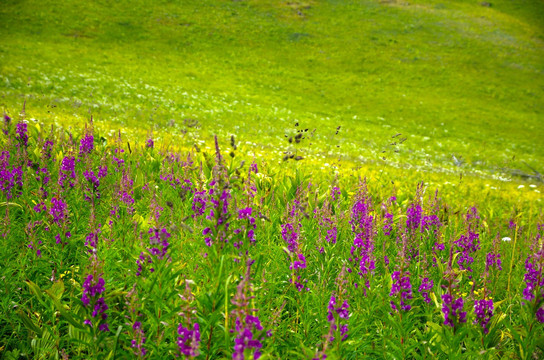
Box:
1 0 543 177
2 2 544 358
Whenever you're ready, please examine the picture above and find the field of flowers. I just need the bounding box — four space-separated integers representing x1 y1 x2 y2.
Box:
0 112 542 359
1 1 543 357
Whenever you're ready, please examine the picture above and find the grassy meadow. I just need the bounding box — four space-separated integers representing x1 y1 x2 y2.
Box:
0 0 543 359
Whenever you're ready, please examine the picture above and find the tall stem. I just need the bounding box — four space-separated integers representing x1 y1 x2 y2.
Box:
507 224 518 300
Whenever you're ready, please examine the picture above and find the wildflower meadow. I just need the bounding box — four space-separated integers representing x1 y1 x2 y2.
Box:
0 114 542 359
1 0 543 359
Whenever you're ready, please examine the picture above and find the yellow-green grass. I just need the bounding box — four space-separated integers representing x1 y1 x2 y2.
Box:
1 0 543 190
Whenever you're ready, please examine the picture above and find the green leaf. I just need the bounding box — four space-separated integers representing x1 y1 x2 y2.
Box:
105 325 123 360
0 202 22 209
44 290 84 330
25 280 44 303
16 309 43 337
49 280 65 299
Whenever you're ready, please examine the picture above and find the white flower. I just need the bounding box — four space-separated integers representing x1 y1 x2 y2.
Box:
518 185 525 189
530 184 537 188
502 237 511 242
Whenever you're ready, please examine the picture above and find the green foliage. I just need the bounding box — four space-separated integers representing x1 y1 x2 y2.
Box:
0 0 543 181
0 119 540 358
0 0 543 358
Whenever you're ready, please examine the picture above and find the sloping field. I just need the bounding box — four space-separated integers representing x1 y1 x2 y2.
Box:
1 0 543 177
0 1 544 359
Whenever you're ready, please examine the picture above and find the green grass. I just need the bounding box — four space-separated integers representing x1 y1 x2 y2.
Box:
0 120 542 359
1 0 543 180
0 2 544 356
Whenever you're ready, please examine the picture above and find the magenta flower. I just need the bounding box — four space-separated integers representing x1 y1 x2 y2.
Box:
192 190 207 218
0 151 23 200
177 323 201 358
441 294 466 327
454 231 480 272
58 156 76 189
15 122 28 148
146 136 154 149
148 227 171 260
81 270 109 332
84 169 101 201
326 295 350 341
79 132 94 157
231 260 266 359
42 139 54 159
2 113 11 135
474 299 494 334
418 277 433 304
349 181 375 292
522 226 544 312
390 270 413 312
49 197 67 225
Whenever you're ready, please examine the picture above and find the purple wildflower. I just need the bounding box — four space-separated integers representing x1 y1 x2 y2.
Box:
454 232 480 272
58 156 76 189
15 122 28 147
97 165 108 178
419 277 434 304
521 226 544 322
42 139 54 160
131 320 147 358
442 294 467 327
314 186 341 248
249 162 258 174
231 260 265 360
35 166 50 199
148 227 171 260
0 152 23 200
406 203 422 232
85 228 101 251
349 180 375 292
281 222 300 253
33 202 47 213
81 265 109 332
331 186 341 201
282 198 309 291
290 253 307 270
201 176 232 248
136 252 153 277
325 227 337 244
453 208 481 273
522 258 541 302
79 131 94 157
326 295 350 341
119 171 135 206
474 299 494 334
146 136 154 149
192 190 207 218
486 252 502 271
176 280 200 358
390 270 413 312
315 266 349 359
49 197 67 225
383 213 393 236
177 323 201 358
2 113 11 135
233 207 257 251
537 308 544 323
